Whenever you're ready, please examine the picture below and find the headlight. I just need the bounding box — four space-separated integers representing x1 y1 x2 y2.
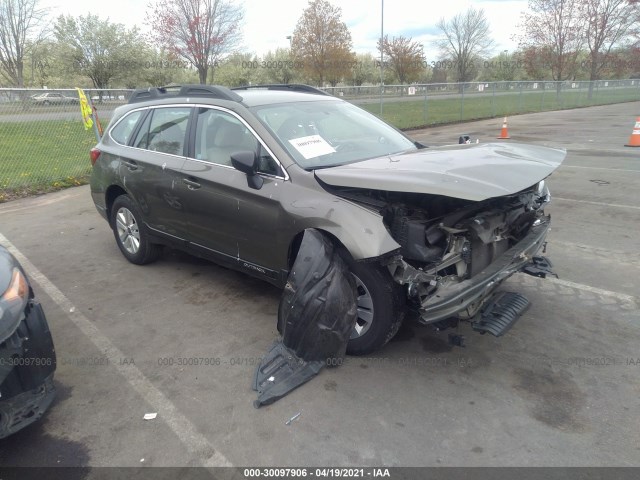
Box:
0 268 29 341
536 180 551 204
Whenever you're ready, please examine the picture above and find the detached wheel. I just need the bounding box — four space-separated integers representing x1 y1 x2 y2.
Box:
343 255 405 356
110 195 161 265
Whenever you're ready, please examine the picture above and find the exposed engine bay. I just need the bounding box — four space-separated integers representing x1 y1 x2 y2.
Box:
327 180 552 324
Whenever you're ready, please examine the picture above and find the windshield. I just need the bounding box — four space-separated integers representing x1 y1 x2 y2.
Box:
250 100 417 169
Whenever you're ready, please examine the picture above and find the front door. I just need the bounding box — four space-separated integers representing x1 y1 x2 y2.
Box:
180 107 287 279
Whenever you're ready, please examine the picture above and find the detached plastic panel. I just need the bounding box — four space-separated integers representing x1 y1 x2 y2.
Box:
253 229 357 408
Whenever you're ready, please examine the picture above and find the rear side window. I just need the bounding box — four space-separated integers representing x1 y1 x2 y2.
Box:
110 110 144 145
133 107 190 155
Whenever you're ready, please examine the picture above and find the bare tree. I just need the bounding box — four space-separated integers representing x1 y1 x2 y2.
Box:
146 0 243 84
0 0 47 87
435 7 494 85
518 0 585 92
578 0 638 96
377 35 425 85
291 0 355 86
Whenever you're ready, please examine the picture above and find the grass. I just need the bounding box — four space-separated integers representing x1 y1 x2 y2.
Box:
0 120 97 201
360 86 640 130
0 84 639 202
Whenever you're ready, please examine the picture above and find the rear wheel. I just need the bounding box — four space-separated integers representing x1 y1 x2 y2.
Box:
110 195 161 265
343 255 405 356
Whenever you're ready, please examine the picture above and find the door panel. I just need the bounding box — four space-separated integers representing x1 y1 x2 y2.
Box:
180 107 287 276
121 107 190 239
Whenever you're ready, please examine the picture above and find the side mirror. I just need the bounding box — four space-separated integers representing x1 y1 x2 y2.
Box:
231 151 263 190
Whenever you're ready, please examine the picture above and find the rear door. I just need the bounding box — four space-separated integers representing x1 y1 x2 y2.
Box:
121 106 191 241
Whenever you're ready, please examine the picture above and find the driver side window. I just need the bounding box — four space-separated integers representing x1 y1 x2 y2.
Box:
194 108 257 166
194 107 283 176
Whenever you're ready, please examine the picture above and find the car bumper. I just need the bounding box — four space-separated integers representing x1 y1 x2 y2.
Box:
419 215 551 323
0 300 57 439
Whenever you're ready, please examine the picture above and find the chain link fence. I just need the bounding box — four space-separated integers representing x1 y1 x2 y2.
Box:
0 88 131 201
1 81 639 200
326 79 640 129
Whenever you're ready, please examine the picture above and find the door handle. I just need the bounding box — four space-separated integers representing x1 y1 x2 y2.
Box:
183 178 201 190
122 160 138 171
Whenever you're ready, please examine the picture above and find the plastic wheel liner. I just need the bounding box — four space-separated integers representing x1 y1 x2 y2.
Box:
253 229 357 408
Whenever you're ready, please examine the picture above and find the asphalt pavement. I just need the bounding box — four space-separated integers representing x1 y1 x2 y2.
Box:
0 102 638 469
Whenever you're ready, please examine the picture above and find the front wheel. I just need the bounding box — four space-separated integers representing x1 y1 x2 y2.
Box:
110 195 161 265
343 256 405 356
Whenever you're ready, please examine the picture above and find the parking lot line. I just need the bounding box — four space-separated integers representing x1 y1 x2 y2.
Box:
0 232 233 468
553 197 640 210
545 277 637 306
561 165 640 173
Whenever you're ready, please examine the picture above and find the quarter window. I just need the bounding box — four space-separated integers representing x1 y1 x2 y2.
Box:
110 110 144 145
133 107 190 155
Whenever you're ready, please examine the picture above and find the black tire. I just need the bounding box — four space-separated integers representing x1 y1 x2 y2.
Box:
110 194 161 265
342 253 406 356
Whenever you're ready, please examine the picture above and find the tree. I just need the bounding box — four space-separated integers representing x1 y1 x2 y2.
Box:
146 0 243 84
138 48 198 87
261 48 298 84
578 0 638 97
291 0 355 86
351 53 378 86
0 0 47 87
480 50 525 81
517 0 584 92
25 38 54 87
435 7 494 85
377 35 425 84
54 15 149 89
521 46 555 79
214 52 261 86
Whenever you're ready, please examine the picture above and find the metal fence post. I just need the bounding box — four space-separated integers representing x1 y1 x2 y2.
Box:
492 82 496 117
423 87 428 124
518 82 523 111
460 82 464 121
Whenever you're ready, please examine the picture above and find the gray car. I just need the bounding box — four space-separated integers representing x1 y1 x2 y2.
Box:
89 84 564 355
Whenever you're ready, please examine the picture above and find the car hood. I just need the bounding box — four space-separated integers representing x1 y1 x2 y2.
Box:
314 142 566 201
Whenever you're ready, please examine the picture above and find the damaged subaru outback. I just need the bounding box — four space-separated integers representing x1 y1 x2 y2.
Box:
90 84 564 356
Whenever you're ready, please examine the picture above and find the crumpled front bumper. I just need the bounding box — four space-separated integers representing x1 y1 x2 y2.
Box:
419 215 551 323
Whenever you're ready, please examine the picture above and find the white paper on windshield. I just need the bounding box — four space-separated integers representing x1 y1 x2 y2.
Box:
288 135 336 159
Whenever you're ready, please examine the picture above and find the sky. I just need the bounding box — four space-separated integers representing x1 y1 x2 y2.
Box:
40 0 528 60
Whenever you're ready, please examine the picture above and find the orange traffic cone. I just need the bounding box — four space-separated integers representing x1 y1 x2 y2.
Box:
625 117 640 147
497 117 510 139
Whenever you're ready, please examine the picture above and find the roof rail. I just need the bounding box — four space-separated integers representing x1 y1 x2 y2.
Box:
232 84 331 96
127 84 243 104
